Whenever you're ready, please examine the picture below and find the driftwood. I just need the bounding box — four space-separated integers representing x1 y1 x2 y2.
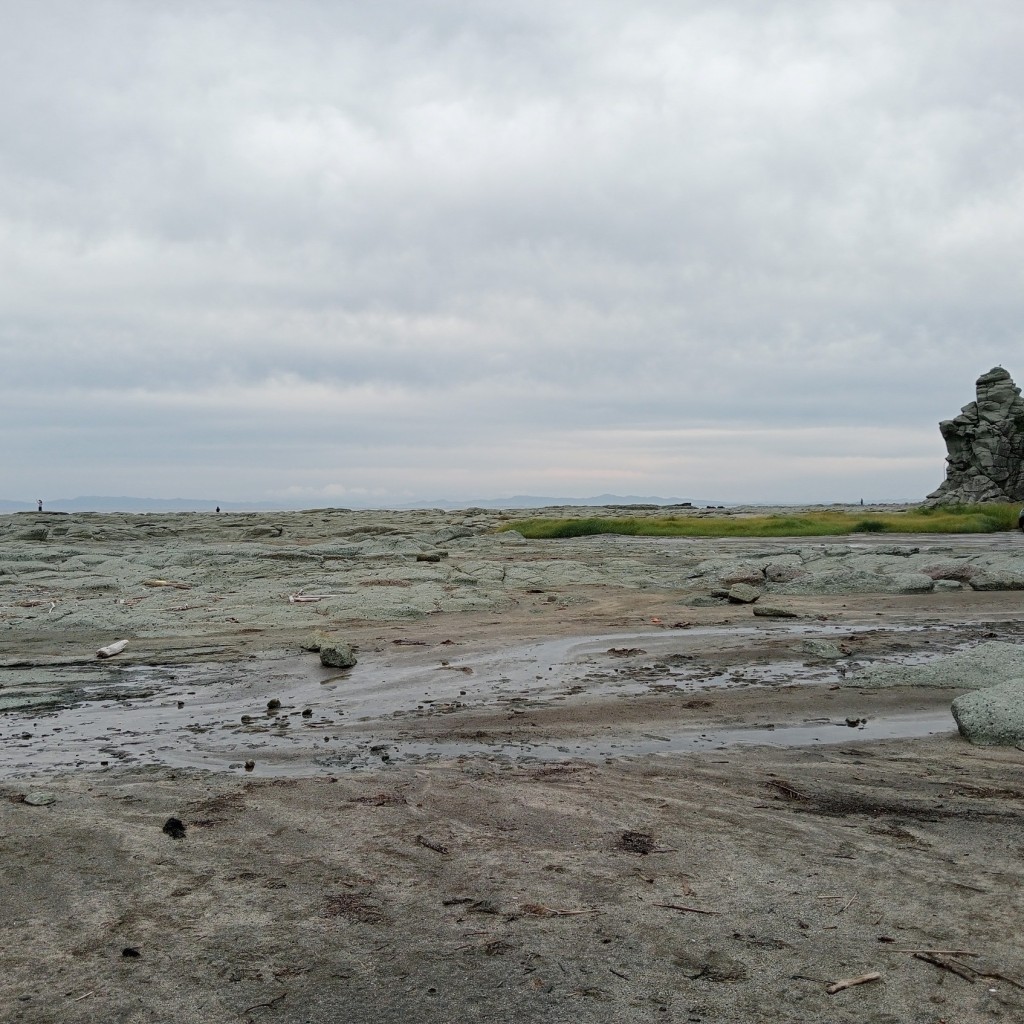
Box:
415 834 450 855
914 952 977 982
766 779 810 801
912 952 1024 989
96 639 129 659
892 948 978 955
826 971 881 994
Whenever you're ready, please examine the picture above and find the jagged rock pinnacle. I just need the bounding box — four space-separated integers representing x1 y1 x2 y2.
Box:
927 367 1024 504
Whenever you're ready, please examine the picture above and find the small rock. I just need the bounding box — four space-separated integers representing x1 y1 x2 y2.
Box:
23 791 56 807
752 603 799 618
802 639 846 660
267 698 282 710
320 641 358 669
162 817 187 839
244 760 256 772
121 947 141 958
618 830 656 855
301 708 313 718
416 553 442 562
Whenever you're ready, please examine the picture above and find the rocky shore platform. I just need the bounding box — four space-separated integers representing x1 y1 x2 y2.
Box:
2 506 1024 1023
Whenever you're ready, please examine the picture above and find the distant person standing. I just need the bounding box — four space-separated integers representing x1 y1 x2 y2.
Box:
37 499 42 512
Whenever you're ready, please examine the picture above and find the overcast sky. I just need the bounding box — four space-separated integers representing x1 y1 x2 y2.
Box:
3 0 1023 505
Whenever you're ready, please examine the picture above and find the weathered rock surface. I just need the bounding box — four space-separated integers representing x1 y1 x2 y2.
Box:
801 639 847 660
752 603 799 618
854 641 1024 689
4 507 1024 672
951 678 1024 745
927 366 1024 504
966 567 1024 591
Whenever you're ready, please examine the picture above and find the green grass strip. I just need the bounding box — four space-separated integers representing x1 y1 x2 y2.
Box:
502 504 1022 539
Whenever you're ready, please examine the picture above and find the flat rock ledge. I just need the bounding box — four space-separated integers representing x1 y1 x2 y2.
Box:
852 641 1024 689
952 678 1024 746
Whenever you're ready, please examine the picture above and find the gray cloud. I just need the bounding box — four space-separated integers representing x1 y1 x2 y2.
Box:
2 1 1022 502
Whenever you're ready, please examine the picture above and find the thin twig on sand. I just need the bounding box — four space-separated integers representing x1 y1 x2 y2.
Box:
520 903 601 917
826 971 881 994
913 952 977 983
651 902 719 916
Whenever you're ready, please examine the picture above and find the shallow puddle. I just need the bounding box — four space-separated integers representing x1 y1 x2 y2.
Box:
0 623 961 777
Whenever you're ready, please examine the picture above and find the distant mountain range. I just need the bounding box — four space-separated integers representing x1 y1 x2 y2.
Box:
0 493 717 513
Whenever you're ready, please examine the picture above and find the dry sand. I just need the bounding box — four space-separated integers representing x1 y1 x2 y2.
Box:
2 507 1024 1023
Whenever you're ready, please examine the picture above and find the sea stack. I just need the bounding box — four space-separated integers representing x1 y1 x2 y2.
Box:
927 367 1024 505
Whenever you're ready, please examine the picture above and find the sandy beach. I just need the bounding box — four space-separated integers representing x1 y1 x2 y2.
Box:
3 507 1024 1023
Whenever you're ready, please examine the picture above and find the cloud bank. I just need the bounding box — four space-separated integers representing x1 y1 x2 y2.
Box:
3 1 1023 503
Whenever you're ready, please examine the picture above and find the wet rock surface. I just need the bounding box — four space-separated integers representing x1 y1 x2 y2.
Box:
3 508 1024 1022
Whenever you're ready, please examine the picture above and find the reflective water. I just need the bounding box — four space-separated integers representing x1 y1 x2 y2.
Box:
0 623 960 777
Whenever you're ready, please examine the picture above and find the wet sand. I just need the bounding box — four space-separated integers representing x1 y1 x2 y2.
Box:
2 508 1024 1022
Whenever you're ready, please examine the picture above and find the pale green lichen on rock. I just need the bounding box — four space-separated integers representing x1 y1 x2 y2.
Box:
951 678 1024 745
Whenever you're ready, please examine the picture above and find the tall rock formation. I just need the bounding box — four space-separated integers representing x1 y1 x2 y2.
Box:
927 367 1024 504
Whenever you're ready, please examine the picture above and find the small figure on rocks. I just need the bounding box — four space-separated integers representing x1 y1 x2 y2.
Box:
215 506 220 513
37 499 42 512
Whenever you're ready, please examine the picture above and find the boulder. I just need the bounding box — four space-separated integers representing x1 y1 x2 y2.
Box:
727 583 761 604
951 678 1024 745
927 366 1024 504
720 567 765 586
922 562 977 582
887 572 935 594
967 569 1024 591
